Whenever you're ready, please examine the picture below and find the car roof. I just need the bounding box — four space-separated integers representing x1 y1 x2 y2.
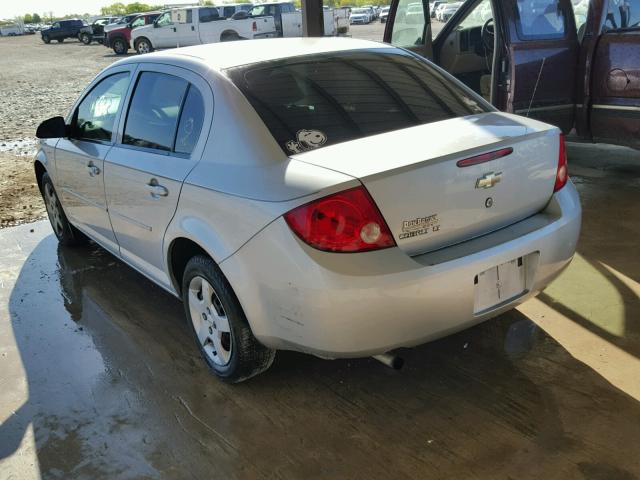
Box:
126 37 395 72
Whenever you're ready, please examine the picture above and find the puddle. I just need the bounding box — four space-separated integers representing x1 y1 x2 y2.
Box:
0 137 38 156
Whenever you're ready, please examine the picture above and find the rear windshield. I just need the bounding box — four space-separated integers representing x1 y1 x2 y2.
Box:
226 49 489 155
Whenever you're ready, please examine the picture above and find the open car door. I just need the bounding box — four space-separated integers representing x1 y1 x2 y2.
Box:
385 0 579 134
496 0 579 133
578 0 640 149
383 0 433 60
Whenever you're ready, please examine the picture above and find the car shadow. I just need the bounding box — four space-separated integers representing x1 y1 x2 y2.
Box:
2 234 640 478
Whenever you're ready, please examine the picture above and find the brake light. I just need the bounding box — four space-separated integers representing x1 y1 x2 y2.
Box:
554 134 568 192
252 21 257 32
284 186 396 253
456 147 513 168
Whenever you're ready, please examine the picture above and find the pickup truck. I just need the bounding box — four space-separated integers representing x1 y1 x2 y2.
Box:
281 7 350 36
105 12 161 54
40 19 87 43
131 6 277 54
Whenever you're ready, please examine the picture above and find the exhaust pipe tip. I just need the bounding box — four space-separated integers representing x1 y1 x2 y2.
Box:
372 353 404 370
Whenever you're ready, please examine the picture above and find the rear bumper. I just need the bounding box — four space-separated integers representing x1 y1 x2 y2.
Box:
221 182 581 358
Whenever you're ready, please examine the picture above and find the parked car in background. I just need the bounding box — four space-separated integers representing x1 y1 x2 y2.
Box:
79 16 120 44
131 6 276 54
439 2 462 22
433 2 447 21
40 19 87 43
429 1 445 18
103 13 140 35
34 38 580 382
350 8 372 24
281 7 350 36
105 12 161 54
380 6 390 22
248 2 296 37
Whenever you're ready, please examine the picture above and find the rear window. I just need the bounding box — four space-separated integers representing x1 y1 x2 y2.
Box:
227 49 488 155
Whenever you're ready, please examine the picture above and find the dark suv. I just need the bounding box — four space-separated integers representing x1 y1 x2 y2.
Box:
41 19 87 43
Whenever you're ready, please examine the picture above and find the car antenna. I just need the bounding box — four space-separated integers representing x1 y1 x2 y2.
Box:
526 56 546 118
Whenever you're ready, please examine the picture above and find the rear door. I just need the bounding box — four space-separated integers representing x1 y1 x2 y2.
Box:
173 8 200 46
587 0 640 148
104 64 211 288
500 0 579 133
153 11 178 48
384 0 434 59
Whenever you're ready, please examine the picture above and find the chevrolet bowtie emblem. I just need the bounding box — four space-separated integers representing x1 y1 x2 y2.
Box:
476 172 502 189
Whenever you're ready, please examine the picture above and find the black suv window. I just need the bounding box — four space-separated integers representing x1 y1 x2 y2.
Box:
199 7 220 22
123 72 205 154
72 72 130 142
227 49 488 154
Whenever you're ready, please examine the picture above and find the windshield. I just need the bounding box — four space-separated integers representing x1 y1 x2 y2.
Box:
227 49 488 155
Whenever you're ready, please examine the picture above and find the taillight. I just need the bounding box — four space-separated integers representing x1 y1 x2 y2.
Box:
252 21 257 32
554 134 568 192
284 186 396 253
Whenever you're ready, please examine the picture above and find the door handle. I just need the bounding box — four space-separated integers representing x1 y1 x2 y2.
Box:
191 25 195 31
172 27 176 32
146 180 169 198
87 161 101 177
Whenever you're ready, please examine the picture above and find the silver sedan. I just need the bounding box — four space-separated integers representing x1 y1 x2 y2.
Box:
34 38 581 382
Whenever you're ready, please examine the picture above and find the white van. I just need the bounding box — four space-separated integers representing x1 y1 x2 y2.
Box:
281 8 350 36
131 6 276 54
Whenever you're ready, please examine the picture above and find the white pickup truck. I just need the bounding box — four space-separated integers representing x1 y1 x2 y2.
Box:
281 8 350 37
131 6 277 54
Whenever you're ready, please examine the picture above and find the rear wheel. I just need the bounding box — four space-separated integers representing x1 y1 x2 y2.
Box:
112 38 128 55
220 31 241 42
42 34 50 44
41 172 88 247
134 37 152 54
182 255 275 383
80 33 91 44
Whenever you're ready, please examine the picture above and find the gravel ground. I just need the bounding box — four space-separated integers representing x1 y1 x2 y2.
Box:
0 20 445 227
0 34 117 226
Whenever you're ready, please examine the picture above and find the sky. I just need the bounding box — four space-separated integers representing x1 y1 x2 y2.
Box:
1 0 117 19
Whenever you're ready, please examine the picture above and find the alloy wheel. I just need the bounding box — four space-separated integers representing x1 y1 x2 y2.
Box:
188 276 233 366
137 40 150 54
44 182 64 237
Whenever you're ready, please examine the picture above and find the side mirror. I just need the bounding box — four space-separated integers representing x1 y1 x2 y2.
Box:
36 116 68 139
154 22 159 28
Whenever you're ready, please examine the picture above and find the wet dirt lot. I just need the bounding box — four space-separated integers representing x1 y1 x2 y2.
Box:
1 144 639 479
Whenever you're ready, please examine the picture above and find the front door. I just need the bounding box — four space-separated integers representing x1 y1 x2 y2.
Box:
587 0 640 148
55 69 132 252
499 0 579 133
105 65 210 288
152 11 178 48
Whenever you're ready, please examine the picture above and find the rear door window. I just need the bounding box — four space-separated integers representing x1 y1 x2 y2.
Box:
514 0 567 39
199 7 220 22
227 49 488 154
123 72 188 152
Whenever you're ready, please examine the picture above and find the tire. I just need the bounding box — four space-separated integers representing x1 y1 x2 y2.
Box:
112 38 128 55
81 33 91 45
57 38 64 43
134 37 153 54
182 255 275 383
42 35 50 44
40 172 88 247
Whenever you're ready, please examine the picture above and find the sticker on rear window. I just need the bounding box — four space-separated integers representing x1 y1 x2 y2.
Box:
286 129 327 154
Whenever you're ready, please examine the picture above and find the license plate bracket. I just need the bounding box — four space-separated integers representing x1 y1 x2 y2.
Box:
474 256 527 314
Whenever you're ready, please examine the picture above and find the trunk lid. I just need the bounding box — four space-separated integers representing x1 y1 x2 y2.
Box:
292 112 560 256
